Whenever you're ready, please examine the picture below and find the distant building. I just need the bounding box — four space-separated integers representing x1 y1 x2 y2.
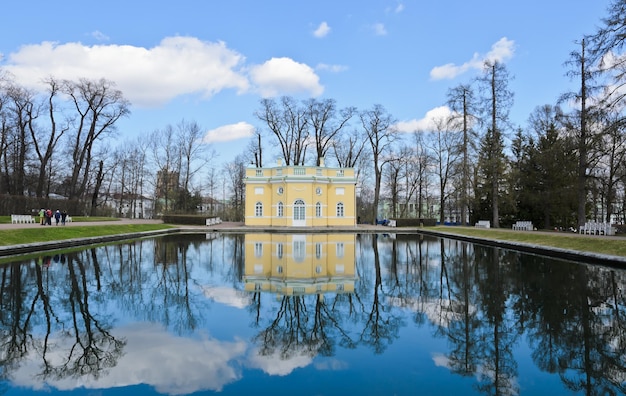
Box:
155 169 180 199
197 196 226 216
101 193 154 219
243 159 357 227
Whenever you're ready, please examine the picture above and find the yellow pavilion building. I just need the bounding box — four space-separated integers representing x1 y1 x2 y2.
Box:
243 159 357 227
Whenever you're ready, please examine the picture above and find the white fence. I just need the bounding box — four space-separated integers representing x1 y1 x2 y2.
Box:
11 214 36 224
512 221 534 231
579 221 615 236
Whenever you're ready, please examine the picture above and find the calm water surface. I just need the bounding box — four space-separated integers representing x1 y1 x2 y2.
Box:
0 232 625 395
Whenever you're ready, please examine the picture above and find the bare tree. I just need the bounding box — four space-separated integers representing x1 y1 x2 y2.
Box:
305 98 356 165
409 132 433 219
31 77 70 197
206 167 219 215
597 112 626 223
383 145 415 219
561 39 603 227
424 117 462 224
0 74 9 194
476 61 514 228
246 128 263 167
360 104 397 222
588 0 626 110
3 82 36 195
447 84 479 225
332 127 369 168
63 78 130 200
149 125 180 213
255 96 309 165
177 119 212 209
224 154 247 221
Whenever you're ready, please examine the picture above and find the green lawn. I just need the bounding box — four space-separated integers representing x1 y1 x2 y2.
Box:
0 224 173 246
0 215 117 224
430 226 626 257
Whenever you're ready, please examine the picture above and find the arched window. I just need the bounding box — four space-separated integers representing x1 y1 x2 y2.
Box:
336 202 344 217
293 199 305 221
277 201 284 217
255 202 263 217
315 202 322 217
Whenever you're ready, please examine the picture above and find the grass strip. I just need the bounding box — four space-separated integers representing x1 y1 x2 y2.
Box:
0 215 117 224
431 226 626 257
0 224 173 246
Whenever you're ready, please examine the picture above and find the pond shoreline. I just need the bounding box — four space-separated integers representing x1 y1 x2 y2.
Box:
1 220 624 266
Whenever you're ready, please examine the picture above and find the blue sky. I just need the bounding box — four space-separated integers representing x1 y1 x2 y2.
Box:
0 0 612 166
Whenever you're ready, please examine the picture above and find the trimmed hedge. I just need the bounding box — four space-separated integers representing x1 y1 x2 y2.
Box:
161 214 206 225
393 218 437 227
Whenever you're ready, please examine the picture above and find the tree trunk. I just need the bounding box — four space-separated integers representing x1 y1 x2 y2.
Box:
90 160 104 216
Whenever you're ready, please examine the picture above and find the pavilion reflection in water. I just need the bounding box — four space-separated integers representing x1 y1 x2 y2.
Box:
243 233 356 297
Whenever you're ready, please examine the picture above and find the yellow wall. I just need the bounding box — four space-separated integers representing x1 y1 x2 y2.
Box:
243 163 356 227
243 233 356 296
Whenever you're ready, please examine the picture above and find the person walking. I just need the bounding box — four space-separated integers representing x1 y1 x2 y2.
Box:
39 208 45 225
46 209 52 225
61 210 67 226
54 209 61 226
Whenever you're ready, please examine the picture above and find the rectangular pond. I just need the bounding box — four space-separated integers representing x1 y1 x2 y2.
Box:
0 232 624 395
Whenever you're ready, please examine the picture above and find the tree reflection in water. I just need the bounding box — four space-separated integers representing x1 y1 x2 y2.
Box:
0 232 624 395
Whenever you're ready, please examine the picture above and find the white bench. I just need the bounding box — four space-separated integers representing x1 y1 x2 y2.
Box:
206 217 222 226
475 220 490 228
11 214 36 224
512 221 533 231
579 221 615 236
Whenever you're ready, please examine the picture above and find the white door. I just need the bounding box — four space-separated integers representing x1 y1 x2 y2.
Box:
292 199 306 226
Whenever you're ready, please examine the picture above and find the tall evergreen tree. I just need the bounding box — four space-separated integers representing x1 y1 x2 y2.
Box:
475 128 507 225
521 124 578 229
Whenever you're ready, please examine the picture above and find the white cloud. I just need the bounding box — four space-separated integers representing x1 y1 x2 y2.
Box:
430 37 515 80
9 322 248 395
313 22 331 38
316 63 348 73
387 3 404 13
3 36 325 107
4 36 250 108
203 122 255 143
90 30 110 41
249 57 324 97
394 106 454 133
432 352 451 368
246 347 314 376
372 23 387 36
199 285 252 308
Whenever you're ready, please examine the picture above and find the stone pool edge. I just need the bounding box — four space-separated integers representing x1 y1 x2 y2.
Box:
0 225 624 267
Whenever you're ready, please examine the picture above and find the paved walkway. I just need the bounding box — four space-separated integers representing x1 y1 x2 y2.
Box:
2 219 623 238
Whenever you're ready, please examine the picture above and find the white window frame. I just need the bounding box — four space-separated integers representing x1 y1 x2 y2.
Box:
336 202 344 217
277 201 284 217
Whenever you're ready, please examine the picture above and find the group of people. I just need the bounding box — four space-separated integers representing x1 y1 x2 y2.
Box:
38 208 68 226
